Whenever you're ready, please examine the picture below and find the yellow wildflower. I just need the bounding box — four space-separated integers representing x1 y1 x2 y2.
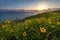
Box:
40 27 46 33
57 22 60 25
39 19 42 23
5 19 10 23
41 18 44 20
51 26 55 28
23 32 26 37
26 26 28 29
47 18 52 24
40 17 45 20
47 32 51 36
27 20 32 24
2 23 9 29
35 18 42 23
10 28 14 33
35 18 39 21
2 25 7 29
49 21 51 24
24 20 32 26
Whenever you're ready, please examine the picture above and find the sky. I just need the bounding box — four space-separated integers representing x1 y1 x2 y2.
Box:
0 0 60 10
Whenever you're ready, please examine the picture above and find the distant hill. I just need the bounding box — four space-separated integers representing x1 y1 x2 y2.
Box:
0 8 60 13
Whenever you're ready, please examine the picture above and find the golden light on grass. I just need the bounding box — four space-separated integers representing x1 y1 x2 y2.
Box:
57 21 60 25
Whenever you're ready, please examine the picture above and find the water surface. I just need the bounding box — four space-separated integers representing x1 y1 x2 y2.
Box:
0 12 37 21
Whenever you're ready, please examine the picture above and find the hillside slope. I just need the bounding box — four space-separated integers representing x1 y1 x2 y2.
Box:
0 11 60 40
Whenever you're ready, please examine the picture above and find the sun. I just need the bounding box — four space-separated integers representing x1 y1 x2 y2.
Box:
37 4 48 10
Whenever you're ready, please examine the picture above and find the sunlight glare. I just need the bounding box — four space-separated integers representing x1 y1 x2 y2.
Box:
37 4 48 10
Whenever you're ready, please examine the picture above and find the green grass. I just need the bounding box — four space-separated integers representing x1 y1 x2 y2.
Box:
0 11 60 40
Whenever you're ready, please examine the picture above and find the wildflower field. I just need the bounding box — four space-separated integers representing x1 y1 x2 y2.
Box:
0 11 60 40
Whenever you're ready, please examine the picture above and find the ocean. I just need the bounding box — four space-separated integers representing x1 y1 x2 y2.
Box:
0 12 37 21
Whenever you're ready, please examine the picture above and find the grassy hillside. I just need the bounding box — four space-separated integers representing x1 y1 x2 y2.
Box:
0 11 60 40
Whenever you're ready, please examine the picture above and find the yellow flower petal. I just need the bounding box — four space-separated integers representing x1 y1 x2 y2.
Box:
40 27 46 33
23 32 26 37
